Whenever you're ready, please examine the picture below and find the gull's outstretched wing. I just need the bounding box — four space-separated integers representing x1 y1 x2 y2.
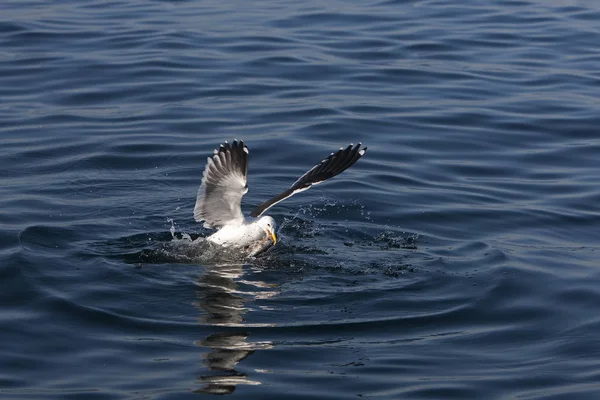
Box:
249 143 367 218
194 140 249 228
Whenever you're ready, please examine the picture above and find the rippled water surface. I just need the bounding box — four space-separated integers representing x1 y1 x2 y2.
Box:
2 0 600 398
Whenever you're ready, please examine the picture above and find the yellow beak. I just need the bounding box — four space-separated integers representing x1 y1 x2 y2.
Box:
268 229 277 245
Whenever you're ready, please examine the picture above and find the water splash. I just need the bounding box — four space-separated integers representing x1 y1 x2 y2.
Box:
120 201 420 278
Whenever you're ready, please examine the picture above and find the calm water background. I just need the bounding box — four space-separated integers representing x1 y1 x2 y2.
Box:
2 0 600 398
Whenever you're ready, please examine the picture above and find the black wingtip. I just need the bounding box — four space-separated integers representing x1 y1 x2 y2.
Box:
288 141 366 191
206 139 250 180
248 142 366 218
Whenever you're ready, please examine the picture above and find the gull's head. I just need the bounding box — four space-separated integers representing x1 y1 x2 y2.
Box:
257 216 277 245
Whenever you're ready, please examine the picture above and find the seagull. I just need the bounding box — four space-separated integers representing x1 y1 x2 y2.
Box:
194 140 367 257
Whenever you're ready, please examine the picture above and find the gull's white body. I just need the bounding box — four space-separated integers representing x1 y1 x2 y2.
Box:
194 140 366 258
206 216 276 256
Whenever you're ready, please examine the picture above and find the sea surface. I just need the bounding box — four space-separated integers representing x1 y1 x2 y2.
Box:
2 0 600 399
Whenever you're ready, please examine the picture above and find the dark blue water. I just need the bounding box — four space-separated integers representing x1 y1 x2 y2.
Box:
2 0 600 398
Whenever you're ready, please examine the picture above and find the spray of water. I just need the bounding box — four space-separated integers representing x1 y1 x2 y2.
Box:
127 199 419 276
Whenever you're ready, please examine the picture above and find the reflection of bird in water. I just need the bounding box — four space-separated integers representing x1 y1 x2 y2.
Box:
194 140 367 257
193 264 247 326
193 264 276 395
